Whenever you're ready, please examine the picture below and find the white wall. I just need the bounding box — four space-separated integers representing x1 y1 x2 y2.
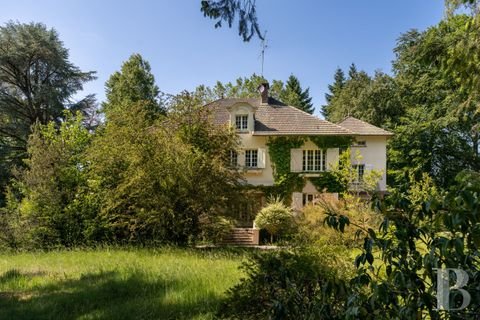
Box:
237 135 388 191
238 137 341 186
238 134 388 211
350 136 388 191
238 135 275 185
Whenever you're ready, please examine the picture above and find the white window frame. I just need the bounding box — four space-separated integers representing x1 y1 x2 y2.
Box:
229 150 238 167
302 193 318 206
235 114 248 131
352 164 365 182
353 140 367 147
302 149 326 172
245 149 258 168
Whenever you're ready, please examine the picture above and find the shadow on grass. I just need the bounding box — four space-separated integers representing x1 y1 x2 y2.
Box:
0 269 223 320
193 246 264 259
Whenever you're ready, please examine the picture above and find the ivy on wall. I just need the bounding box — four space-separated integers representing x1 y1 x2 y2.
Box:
309 135 353 149
258 135 354 200
266 136 305 200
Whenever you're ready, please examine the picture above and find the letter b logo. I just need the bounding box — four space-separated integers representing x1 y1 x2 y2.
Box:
434 268 471 311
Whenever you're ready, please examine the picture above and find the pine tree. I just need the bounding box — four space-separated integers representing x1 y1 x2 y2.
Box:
348 63 358 79
279 75 314 114
322 68 346 118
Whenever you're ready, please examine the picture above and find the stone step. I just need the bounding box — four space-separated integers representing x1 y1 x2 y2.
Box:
223 235 253 239
221 241 254 245
221 228 259 245
223 234 253 238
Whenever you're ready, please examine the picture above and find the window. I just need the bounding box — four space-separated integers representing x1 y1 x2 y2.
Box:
353 140 367 147
245 149 258 168
302 150 326 172
229 150 238 167
302 193 317 206
353 164 365 182
235 114 248 131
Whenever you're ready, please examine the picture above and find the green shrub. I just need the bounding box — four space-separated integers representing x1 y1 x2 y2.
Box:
254 198 295 243
198 214 235 244
296 195 382 248
219 248 351 319
1 114 94 249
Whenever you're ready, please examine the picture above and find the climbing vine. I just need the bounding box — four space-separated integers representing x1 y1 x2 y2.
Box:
309 135 353 149
263 135 354 200
266 136 305 200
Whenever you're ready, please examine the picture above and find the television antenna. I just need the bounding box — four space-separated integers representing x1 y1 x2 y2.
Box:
260 31 268 77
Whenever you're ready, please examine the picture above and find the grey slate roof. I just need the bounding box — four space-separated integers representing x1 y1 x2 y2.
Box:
206 97 353 136
337 116 394 136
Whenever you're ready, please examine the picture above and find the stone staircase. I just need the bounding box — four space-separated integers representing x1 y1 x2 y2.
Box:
221 228 259 246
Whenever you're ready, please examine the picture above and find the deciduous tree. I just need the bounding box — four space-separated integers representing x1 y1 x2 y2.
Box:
1 113 93 248
194 73 284 103
87 56 243 244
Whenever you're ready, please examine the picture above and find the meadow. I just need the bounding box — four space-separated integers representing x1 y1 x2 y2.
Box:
0 247 247 320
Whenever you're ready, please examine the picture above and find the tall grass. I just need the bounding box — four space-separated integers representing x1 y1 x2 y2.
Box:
0 247 247 319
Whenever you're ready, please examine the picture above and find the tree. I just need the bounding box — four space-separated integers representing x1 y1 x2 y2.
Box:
322 67 372 123
103 53 165 120
347 63 358 79
322 17 480 189
0 22 96 204
443 1 480 109
194 73 315 112
201 0 263 41
0 113 93 248
389 15 480 188
88 97 243 244
322 68 345 118
193 73 284 103
279 74 314 114
323 171 480 319
87 56 243 244
167 91 242 160
320 16 480 191
254 197 294 242
352 71 402 127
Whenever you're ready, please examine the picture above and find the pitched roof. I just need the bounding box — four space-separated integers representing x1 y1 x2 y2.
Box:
337 116 394 136
206 97 353 136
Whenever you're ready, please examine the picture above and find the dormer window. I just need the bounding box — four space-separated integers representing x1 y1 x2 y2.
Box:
227 103 256 132
235 114 248 131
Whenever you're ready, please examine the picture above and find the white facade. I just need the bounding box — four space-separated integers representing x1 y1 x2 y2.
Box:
226 102 390 212
350 136 388 191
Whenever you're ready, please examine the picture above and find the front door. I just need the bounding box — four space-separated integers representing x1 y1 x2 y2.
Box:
231 192 265 227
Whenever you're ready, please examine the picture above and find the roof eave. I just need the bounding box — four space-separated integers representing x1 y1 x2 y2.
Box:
352 132 394 137
252 132 354 136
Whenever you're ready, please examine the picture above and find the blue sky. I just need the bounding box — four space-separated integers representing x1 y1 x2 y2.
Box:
1 0 445 116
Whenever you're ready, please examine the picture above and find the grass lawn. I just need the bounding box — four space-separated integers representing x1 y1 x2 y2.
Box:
0 247 248 320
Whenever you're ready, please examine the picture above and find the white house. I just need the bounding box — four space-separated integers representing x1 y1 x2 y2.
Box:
206 83 392 238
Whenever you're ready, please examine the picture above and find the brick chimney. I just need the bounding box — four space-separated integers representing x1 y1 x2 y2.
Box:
258 82 269 104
